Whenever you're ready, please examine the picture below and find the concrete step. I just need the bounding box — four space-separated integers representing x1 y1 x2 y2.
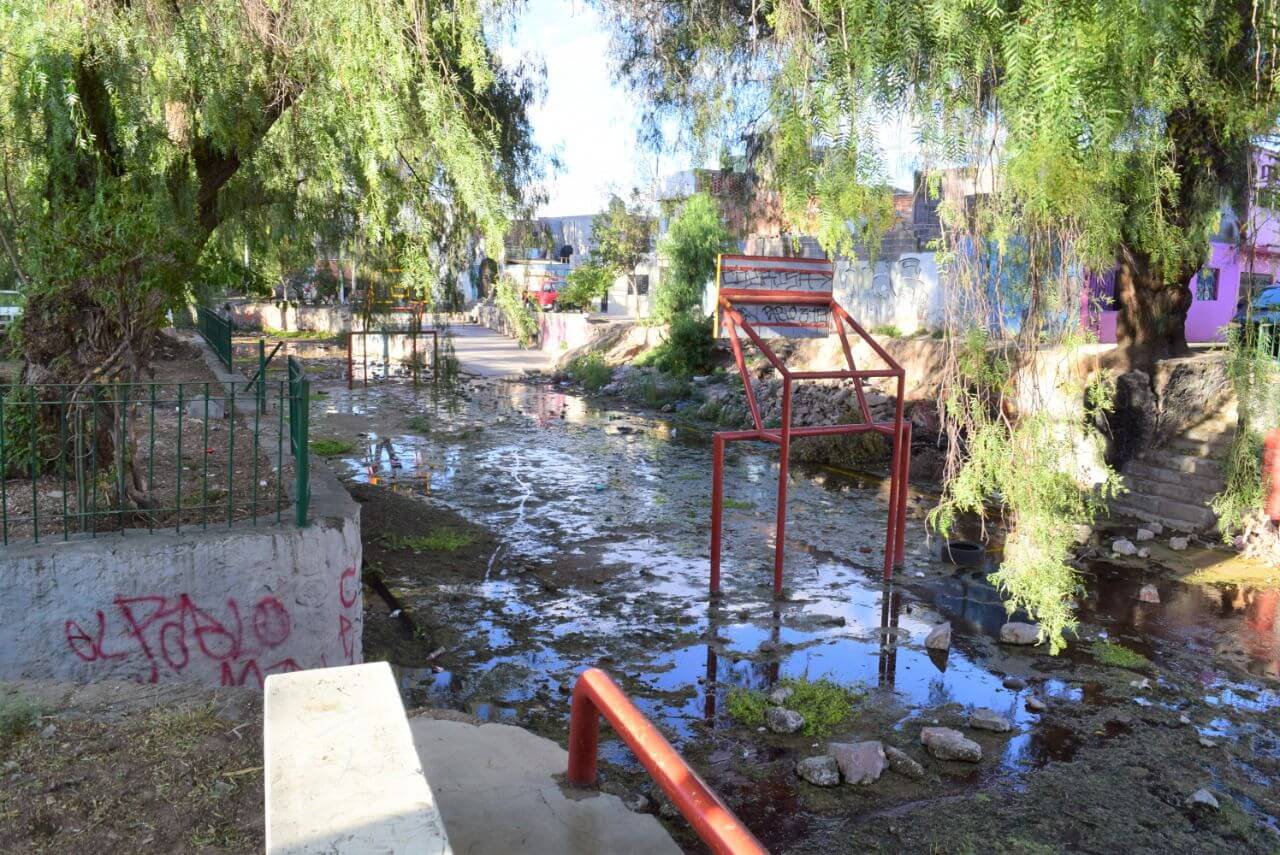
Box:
1167 437 1232 458
1123 461 1224 494
1121 474 1224 503
1132 451 1222 478
1182 422 1237 444
1110 495 1217 532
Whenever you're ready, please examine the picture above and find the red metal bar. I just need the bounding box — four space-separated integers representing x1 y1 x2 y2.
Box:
567 669 768 855
711 433 726 594
1266 429 1280 522
724 312 764 430
718 290 833 305
883 374 907 579
895 421 912 566
790 369 900 380
346 332 353 391
831 302 903 371
773 377 793 598
723 305 791 376
834 314 872 424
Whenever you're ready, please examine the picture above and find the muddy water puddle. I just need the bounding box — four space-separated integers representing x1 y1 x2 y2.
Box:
313 378 1280 846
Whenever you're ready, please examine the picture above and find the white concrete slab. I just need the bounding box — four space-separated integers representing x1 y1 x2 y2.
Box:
449 323 553 377
410 715 683 855
265 663 450 854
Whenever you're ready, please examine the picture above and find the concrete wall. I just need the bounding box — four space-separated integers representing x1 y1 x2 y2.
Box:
0 466 362 688
230 302 353 334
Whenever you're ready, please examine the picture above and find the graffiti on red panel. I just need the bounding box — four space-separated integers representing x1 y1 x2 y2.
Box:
64 593 299 687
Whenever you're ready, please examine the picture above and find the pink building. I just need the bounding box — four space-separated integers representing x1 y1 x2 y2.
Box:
1086 152 1280 344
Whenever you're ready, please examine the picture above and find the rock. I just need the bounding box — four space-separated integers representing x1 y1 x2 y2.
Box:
766 706 805 735
39 724 56 739
1000 622 1041 645
1072 524 1093 545
1025 696 1048 713
1185 788 1219 811
1178 714 1192 726
1146 521 1164 535
924 622 952 651
768 686 794 706
1137 548 1151 559
1136 528 1155 542
210 779 234 800
1112 538 1138 556
1138 584 1160 604
884 746 926 780
660 403 675 413
1169 536 1189 551
920 727 982 762
186 398 225 420
969 708 1012 733
827 741 887 785
1198 737 1217 748
795 755 840 787
622 791 651 812
1002 675 1027 690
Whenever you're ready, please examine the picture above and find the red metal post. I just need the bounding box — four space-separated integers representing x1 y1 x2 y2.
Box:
894 421 912 566
883 373 906 579
1266 429 1280 522
710 433 726 595
773 378 793 598
567 669 768 855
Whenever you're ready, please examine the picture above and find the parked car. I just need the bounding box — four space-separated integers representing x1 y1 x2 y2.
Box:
1233 283 1280 358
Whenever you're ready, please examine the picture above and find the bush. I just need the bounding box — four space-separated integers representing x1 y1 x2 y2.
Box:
638 315 715 378
494 277 539 347
559 262 614 312
725 678 864 736
655 192 733 323
309 438 355 456
0 691 39 744
566 352 612 391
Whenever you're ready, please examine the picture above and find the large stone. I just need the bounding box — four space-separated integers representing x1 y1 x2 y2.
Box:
768 686 794 706
1000 622 1041 645
920 727 982 763
968 708 1012 733
924 622 952 651
1138 584 1161 604
1025 696 1048 713
1169 536 1190 551
795 755 840 787
1112 538 1138 556
765 706 805 735
827 741 887 785
1135 528 1155 542
1146 521 1165 536
1185 788 1220 811
884 746 926 780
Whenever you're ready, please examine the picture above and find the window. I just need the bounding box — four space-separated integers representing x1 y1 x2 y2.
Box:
631 274 650 296
1194 268 1219 301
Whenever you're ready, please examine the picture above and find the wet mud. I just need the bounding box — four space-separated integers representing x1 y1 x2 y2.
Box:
316 375 1280 853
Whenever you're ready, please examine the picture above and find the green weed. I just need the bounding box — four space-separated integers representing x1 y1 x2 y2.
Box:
566 352 612 391
725 677 864 736
264 327 338 341
1089 640 1150 669
406 415 432 433
872 324 902 337
723 498 754 510
382 528 475 552
0 691 39 744
309 438 355 456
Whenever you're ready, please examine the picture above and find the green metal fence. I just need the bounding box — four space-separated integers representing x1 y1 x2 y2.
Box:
0 369 311 544
197 305 234 370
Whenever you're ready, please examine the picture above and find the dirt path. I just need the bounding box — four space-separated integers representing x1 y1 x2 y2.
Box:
0 681 262 853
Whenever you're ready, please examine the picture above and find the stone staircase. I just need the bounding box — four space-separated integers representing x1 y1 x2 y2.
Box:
1110 410 1235 533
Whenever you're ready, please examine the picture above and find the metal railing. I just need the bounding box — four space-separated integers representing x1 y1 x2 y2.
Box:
1254 322 1280 361
0 369 311 544
567 668 768 855
197 305 234 370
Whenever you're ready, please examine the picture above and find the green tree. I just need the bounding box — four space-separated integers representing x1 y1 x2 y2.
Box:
0 0 538 387
601 0 1280 374
656 191 732 322
592 191 654 294
559 261 615 311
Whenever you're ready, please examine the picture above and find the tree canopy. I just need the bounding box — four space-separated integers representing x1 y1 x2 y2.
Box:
656 191 732 322
0 0 539 382
591 191 654 288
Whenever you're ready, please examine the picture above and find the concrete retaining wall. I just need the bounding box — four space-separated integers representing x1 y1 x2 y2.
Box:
230 302 352 334
0 466 362 688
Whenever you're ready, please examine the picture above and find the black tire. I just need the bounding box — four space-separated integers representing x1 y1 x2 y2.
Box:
943 540 985 567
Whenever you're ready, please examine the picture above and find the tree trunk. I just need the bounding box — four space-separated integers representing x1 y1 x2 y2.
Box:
1112 245 1194 375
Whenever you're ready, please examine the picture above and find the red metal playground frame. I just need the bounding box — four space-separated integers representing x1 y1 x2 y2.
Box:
710 254 910 598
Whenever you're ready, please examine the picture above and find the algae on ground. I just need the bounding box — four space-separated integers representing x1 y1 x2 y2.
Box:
1089 640 1151 669
726 678 864 736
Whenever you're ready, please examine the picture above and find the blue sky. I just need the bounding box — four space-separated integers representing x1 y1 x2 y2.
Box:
501 0 919 217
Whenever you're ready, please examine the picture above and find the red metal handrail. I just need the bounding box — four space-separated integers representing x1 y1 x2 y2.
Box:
567 668 768 855
1265 429 1280 522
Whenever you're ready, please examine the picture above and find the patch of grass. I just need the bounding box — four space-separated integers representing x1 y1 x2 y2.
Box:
309 438 355 456
406 415 432 433
639 375 691 408
381 528 475 552
725 677 864 736
1089 640 1150 670
264 326 337 341
0 691 39 744
636 314 715 378
566 352 612 392
723 498 755 510
872 324 903 337
725 688 769 728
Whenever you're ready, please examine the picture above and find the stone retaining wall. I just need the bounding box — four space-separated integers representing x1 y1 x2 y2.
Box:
0 465 362 688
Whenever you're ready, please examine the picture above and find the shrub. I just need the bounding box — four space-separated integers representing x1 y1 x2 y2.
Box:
655 192 732 323
0 691 39 744
725 677 864 736
559 262 615 312
309 438 355 456
494 276 539 347
1089 641 1150 669
871 324 902 337
638 315 715 378
566 353 612 391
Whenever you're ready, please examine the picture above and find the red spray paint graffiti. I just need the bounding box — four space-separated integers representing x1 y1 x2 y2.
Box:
338 566 359 665
64 593 298 687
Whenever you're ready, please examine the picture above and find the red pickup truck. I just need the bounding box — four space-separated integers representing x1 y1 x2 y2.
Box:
505 261 569 310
